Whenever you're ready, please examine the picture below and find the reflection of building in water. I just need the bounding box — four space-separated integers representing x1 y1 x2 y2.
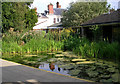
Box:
49 63 55 71
118 1 120 9
58 67 60 72
39 63 44 67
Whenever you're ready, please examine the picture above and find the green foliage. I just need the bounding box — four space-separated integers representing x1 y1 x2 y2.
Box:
64 33 120 61
2 41 22 53
90 25 103 41
2 27 120 63
2 2 37 32
2 31 63 53
22 38 63 53
25 9 38 30
62 2 110 27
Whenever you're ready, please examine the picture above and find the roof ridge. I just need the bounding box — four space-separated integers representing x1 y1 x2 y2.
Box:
35 20 47 26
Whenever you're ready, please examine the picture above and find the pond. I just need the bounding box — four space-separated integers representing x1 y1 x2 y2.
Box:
2 51 120 82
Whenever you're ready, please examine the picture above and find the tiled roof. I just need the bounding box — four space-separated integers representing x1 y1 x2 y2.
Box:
37 13 48 18
53 8 66 15
82 9 120 26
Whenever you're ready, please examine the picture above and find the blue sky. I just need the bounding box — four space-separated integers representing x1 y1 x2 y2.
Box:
31 0 120 13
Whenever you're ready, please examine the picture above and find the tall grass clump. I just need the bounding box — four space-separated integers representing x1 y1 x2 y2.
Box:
63 33 120 62
22 37 63 53
2 41 22 53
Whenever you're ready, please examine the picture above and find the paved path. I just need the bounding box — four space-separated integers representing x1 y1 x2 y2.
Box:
1 59 93 83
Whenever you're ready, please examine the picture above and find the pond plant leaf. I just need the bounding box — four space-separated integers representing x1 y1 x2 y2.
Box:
24 55 37 57
72 59 86 62
76 61 94 64
69 69 81 76
55 54 64 57
58 63 75 70
86 71 99 77
47 53 55 55
100 74 111 79
107 67 116 73
111 73 119 82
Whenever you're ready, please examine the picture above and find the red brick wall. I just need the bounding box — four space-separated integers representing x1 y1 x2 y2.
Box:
48 4 54 14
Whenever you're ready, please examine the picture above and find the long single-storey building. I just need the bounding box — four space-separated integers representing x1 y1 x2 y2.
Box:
80 9 120 42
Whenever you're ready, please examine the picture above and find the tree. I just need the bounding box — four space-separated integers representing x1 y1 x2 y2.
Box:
62 2 110 27
25 9 38 30
2 2 38 32
0 2 2 33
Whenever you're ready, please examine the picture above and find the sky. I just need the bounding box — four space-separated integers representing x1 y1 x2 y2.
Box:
31 0 120 13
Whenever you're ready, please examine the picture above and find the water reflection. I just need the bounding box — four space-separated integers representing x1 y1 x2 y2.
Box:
49 63 55 71
39 62 70 76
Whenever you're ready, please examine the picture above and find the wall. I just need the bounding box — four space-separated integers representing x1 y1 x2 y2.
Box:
33 15 62 30
112 25 120 42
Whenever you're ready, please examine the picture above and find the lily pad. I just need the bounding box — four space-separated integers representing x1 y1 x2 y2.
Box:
47 53 55 55
55 54 64 57
87 66 96 71
100 74 111 79
65 55 78 58
69 69 81 76
58 64 75 70
57 58 64 60
55 61 65 65
24 55 37 57
62 52 75 56
86 71 99 77
72 59 86 62
100 79 112 82
111 73 119 82
57 58 70 62
47 58 58 62
107 67 116 73
37 58 42 62
76 61 94 64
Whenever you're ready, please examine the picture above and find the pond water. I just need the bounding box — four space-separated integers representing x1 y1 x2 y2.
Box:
39 62 70 76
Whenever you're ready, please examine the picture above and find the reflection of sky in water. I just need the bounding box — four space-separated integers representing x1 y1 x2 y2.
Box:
39 63 70 76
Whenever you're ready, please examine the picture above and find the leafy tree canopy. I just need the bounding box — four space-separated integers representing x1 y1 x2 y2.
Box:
62 1 110 27
2 2 38 32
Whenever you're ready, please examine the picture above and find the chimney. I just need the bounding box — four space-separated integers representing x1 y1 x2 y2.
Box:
34 7 37 12
48 3 54 14
34 7 37 15
56 2 61 8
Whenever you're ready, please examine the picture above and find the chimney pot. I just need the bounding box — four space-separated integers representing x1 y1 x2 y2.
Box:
48 3 54 14
34 7 37 12
56 2 61 8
